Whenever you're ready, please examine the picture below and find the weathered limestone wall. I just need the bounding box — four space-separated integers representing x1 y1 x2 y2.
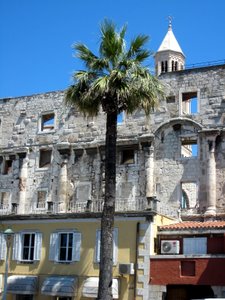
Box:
0 65 225 218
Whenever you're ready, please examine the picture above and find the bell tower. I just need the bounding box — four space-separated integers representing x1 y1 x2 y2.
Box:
155 18 185 76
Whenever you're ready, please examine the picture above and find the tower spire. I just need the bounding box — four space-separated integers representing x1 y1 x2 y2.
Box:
154 19 185 76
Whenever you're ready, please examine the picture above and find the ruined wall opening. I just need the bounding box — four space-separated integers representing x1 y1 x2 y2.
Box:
180 182 197 210
181 139 198 158
120 149 135 165
39 149 52 168
40 112 55 132
182 91 198 115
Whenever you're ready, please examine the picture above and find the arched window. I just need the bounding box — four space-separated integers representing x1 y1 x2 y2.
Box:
161 61 165 73
175 61 178 71
181 189 189 209
165 61 168 72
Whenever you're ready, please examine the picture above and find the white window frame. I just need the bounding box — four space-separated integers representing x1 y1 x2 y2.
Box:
12 231 42 262
183 237 207 255
49 230 81 263
95 228 118 265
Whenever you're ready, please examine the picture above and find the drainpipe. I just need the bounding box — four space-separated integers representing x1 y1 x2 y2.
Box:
134 222 140 299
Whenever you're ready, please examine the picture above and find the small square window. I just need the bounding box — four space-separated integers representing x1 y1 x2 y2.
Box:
41 113 55 131
121 149 135 164
39 149 52 168
181 261 195 276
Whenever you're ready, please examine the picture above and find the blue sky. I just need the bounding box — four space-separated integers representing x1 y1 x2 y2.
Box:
0 0 225 98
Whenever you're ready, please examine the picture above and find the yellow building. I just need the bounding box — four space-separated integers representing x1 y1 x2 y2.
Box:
0 212 172 300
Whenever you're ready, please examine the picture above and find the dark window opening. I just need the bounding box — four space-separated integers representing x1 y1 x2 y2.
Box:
59 233 73 262
41 113 55 131
2 159 13 175
161 61 168 73
39 149 52 168
22 233 35 261
172 60 178 71
121 149 135 164
182 91 198 114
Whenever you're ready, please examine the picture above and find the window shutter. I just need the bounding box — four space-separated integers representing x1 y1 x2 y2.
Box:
95 229 101 263
183 237 207 254
72 232 81 262
0 233 6 260
34 232 42 260
49 232 58 261
12 233 22 261
113 228 118 265
95 229 118 264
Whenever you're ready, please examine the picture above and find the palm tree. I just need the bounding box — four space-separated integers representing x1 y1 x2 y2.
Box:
65 19 164 300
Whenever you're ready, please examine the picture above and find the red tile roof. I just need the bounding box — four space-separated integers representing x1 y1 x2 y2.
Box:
159 221 225 231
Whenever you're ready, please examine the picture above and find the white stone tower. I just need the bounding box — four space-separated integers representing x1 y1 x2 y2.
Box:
155 19 185 76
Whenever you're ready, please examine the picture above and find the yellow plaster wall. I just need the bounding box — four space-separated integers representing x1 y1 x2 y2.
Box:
0 217 146 300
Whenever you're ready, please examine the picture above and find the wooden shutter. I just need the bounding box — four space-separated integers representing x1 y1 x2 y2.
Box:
95 229 101 263
12 233 22 261
72 232 81 262
0 233 6 260
113 228 118 265
49 232 59 261
34 232 42 260
95 229 118 264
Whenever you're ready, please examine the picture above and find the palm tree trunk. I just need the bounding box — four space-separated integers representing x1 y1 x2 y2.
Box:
98 111 117 300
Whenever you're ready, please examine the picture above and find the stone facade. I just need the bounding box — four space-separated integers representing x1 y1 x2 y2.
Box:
0 64 225 221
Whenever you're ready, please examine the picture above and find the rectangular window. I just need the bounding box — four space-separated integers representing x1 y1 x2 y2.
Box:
37 190 47 209
39 149 52 168
22 233 35 261
181 139 198 158
59 233 73 262
13 232 42 262
183 237 207 255
0 192 10 207
121 149 135 164
182 92 198 114
41 113 55 131
49 231 81 263
2 158 13 175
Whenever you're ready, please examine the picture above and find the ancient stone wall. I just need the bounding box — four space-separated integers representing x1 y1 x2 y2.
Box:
0 65 225 218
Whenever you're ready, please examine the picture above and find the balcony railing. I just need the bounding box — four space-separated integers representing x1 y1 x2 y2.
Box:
0 198 149 216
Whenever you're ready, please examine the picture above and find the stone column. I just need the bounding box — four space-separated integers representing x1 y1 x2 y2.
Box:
205 138 216 216
144 145 155 198
58 156 68 212
18 154 28 214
